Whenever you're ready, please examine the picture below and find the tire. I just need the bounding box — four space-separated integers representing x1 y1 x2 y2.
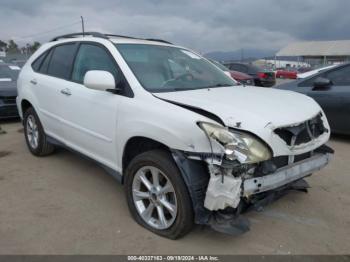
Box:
124 149 194 239
23 107 55 156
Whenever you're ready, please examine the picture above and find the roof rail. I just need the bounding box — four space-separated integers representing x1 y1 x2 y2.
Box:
50 32 173 45
104 34 139 40
145 38 173 45
105 34 173 44
51 32 108 41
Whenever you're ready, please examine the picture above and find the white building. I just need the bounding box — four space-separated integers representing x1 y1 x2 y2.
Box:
255 59 310 69
276 40 350 66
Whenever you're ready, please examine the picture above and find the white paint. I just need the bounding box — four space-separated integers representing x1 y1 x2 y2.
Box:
17 36 330 178
154 86 330 156
84 70 115 91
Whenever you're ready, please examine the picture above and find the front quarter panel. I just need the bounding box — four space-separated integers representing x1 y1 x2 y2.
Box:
115 93 223 171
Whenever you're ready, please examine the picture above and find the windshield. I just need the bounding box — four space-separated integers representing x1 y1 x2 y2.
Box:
116 44 236 92
0 65 20 80
210 60 229 71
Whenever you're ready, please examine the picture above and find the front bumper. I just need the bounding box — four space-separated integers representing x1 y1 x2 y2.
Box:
172 147 333 235
243 153 332 197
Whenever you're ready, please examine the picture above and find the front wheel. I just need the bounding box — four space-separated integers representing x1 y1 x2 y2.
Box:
124 150 194 239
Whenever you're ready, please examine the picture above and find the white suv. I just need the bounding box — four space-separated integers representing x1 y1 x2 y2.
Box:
17 32 333 239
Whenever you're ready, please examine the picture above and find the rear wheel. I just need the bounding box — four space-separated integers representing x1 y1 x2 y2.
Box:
124 150 194 239
23 107 55 156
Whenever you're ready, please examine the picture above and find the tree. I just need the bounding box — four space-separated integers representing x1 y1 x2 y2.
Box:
6 40 19 53
31 41 41 52
0 40 6 50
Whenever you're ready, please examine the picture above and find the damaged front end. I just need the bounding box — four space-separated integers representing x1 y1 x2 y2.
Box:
171 120 333 236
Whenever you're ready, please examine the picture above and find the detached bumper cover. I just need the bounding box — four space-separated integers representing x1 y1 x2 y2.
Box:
243 153 332 196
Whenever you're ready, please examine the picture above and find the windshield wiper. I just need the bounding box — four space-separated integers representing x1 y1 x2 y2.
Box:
199 83 231 89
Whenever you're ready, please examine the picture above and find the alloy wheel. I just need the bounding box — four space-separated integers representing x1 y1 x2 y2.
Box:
26 115 39 149
132 166 178 230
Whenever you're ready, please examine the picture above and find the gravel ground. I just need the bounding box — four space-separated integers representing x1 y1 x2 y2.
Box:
0 120 349 255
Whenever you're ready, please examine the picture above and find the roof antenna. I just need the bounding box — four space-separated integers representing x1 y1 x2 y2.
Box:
81 16 85 37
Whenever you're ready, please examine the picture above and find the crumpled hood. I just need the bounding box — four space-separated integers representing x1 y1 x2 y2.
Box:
154 86 322 130
154 86 328 156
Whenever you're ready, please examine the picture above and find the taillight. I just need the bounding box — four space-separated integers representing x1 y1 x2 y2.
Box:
258 72 268 79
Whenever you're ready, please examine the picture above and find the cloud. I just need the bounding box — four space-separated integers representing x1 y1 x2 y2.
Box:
0 0 349 52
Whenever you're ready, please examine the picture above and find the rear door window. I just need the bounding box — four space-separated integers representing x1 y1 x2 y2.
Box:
47 43 77 80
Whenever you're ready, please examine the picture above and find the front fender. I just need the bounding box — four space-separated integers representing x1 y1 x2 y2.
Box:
115 96 224 169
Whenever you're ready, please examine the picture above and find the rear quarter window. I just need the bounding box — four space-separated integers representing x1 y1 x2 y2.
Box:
31 52 47 72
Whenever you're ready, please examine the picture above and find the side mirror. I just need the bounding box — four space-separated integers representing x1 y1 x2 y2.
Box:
313 77 332 89
84 70 115 91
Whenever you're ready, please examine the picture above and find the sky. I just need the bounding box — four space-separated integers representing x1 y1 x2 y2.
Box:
0 0 349 53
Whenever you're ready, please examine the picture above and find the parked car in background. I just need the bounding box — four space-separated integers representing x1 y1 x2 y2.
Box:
10 59 27 68
275 68 297 79
230 70 255 86
224 62 276 87
210 60 254 85
297 64 337 79
0 63 20 119
209 59 233 78
297 67 312 74
276 63 350 134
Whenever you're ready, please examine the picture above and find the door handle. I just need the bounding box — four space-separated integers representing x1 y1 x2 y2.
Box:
60 88 72 96
30 79 37 85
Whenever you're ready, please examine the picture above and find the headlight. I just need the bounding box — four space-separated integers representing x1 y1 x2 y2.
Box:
199 122 271 164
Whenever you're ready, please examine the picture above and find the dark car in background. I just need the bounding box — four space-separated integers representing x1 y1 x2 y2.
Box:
0 63 21 119
210 60 254 85
224 62 276 87
276 63 350 134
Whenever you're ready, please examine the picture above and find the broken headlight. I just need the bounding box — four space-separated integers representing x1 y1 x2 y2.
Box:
199 122 271 164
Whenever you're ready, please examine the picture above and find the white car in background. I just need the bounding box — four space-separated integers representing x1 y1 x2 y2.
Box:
16 32 333 239
297 64 337 79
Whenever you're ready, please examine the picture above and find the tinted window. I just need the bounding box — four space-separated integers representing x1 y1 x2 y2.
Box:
299 75 319 87
210 60 229 71
228 64 240 71
228 64 247 73
32 52 46 72
325 65 350 86
72 44 119 84
47 44 77 79
39 49 53 74
247 65 261 74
